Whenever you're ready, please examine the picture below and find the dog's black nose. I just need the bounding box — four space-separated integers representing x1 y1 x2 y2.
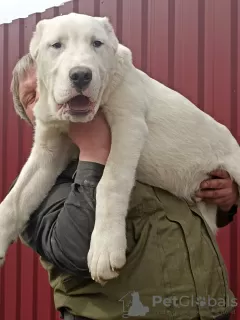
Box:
69 67 92 90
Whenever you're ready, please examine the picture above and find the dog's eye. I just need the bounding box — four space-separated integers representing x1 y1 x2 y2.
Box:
52 42 62 49
93 40 103 48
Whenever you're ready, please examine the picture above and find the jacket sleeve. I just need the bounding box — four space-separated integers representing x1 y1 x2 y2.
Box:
216 205 238 228
20 161 104 279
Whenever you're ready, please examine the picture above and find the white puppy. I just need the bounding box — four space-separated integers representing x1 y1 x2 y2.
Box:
0 13 239 284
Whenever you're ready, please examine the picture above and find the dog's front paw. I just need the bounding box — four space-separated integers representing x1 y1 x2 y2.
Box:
0 238 15 267
87 222 127 285
0 234 11 268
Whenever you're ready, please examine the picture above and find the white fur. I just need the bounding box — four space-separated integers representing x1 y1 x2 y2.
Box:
0 13 239 284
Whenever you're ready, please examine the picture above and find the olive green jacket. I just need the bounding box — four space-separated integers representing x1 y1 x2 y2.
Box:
18 161 236 319
40 183 235 319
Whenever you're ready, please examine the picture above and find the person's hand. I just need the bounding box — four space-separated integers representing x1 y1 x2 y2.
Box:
68 111 111 165
196 169 239 212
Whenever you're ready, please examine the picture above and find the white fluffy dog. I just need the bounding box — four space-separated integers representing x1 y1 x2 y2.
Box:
0 13 239 284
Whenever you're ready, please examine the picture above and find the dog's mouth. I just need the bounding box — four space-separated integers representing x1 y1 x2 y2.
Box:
61 95 93 115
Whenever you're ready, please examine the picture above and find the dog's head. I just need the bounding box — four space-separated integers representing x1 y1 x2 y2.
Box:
29 13 119 122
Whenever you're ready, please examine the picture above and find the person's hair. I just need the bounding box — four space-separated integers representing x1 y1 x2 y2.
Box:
10 53 35 124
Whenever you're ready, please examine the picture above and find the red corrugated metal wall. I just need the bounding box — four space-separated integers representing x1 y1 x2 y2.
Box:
0 0 239 319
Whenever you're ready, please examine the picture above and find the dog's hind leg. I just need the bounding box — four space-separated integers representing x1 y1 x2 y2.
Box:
195 148 240 236
196 201 218 235
0 121 73 266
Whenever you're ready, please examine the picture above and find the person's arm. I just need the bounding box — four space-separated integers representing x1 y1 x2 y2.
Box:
20 160 103 279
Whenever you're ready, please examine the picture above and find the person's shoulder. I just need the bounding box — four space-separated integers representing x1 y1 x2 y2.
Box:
55 159 78 184
131 181 156 198
128 181 162 214
128 181 188 217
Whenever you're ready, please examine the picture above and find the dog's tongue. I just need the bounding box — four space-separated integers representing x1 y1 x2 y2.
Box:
68 96 91 112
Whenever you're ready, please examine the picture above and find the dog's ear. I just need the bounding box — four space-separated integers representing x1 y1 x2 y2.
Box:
29 19 47 60
96 16 114 33
95 16 119 52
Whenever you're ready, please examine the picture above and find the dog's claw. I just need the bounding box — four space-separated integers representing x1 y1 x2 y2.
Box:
100 280 107 287
96 277 107 286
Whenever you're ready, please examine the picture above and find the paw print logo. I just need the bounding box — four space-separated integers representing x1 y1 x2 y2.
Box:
196 296 206 307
